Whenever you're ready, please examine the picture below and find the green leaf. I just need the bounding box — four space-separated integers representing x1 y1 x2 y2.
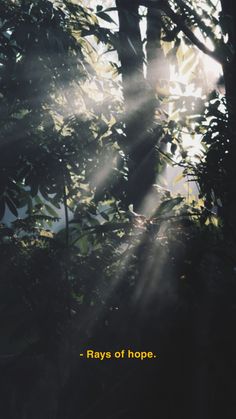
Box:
173 173 184 185
44 204 59 218
154 197 184 216
78 236 89 255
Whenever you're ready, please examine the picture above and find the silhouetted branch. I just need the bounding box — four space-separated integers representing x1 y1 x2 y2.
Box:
137 0 224 64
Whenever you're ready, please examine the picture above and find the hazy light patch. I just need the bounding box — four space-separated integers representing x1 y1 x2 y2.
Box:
66 0 223 322
107 228 162 308
166 166 198 197
72 222 157 333
201 53 222 91
169 65 203 97
195 28 222 92
89 154 117 192
132 238 172 307
166 46 222 193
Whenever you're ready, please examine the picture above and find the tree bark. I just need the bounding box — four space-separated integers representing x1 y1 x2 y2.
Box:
116 1 163 212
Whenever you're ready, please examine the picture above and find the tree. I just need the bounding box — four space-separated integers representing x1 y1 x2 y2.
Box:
116 0 236 235
1 2 236 418
116 1 168 211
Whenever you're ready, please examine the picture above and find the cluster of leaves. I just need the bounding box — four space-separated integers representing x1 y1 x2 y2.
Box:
195 93 230 213
0 0 124 222
153 0 234 227
0 185 197 358
2 7 236 419
0 0 234 363
0 220 68 356
161 0 231 63
0 0 82 217
0 0 125 357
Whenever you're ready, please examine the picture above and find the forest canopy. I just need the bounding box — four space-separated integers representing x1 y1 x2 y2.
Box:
0 1 236 418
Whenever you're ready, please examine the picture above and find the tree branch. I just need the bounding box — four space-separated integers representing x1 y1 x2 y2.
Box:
162 2 223 64
137 0 224 64
174 0 216 42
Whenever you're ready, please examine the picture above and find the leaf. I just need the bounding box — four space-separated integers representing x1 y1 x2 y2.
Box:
5 196 18 217
30 182 38 197
103 7 117 13
101 211 109 221
176 42 184 65
154 197 184 216
39 230 54 238
78 236 89 255
27 197 33 215
44 204 59 218
96 11 115 24
162 41 174 56
173 173 184 185
180 54 197 77
171 143 177 155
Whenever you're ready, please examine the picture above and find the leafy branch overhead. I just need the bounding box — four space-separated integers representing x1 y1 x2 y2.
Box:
0 0 236 382
136 0 230 64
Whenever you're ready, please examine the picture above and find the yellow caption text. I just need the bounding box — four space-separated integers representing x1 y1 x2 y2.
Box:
80 349 158 361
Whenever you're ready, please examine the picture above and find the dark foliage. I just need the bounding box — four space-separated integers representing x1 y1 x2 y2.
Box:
0 1 236 419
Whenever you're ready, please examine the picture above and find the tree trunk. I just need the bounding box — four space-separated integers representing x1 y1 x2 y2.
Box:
220 0 236 236
116 1 163 212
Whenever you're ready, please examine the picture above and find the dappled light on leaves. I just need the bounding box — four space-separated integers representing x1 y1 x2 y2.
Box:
1 2 236 418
